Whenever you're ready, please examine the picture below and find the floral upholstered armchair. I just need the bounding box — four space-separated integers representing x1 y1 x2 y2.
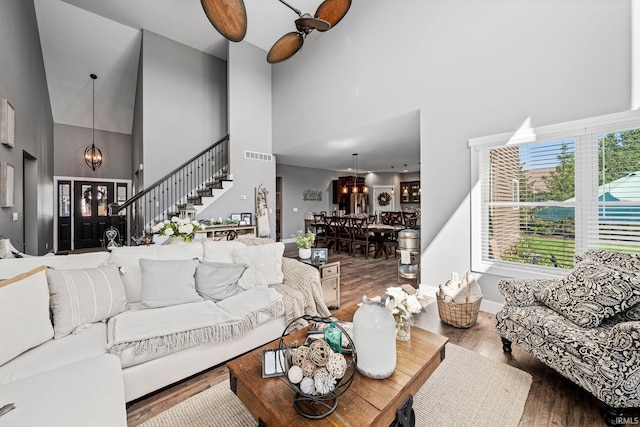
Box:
495 250 640 426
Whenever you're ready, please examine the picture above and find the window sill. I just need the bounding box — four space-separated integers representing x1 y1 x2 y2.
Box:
472 260 569 280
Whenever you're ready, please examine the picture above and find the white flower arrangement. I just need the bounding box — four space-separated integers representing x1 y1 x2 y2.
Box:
151 217 205 242
385 286 425 324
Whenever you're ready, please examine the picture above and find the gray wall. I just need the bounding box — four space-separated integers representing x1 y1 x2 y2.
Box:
271 0 631 305
276 163 337 240
199 42 276 234
131 48 144 193
53 124 132 180
141 30 228 185
0 0 54 255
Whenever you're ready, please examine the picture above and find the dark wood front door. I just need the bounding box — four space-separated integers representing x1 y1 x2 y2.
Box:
74 181 114 249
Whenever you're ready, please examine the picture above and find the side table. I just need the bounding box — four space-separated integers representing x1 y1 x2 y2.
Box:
297 259 340 309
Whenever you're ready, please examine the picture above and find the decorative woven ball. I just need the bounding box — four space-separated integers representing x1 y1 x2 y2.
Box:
293 346 310 367
326 352 348 379
300 376 315 395
309 339 331 367
302 359 317 377
314 368 336 395
287 365 303 384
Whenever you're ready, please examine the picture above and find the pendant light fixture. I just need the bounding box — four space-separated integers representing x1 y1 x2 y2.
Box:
390 166 395 195
83 73 103 171
352 154 359 193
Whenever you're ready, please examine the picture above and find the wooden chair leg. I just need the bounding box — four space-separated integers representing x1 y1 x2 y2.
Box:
602 404 627 426
501 337 512 353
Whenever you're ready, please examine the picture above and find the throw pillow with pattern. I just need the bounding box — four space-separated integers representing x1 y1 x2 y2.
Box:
537 260 640 328
574 250 640 274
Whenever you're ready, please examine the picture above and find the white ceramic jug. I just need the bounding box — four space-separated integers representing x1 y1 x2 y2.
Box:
353 295 396 379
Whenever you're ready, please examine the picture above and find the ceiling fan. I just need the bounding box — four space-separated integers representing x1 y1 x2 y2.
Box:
200 0 351 63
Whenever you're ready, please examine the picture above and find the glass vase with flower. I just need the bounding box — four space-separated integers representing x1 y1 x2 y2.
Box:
385 286 426 341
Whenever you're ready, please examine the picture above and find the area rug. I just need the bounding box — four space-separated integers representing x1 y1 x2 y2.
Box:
139 344 532 427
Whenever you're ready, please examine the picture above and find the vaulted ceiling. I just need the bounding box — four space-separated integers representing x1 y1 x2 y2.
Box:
35 0 420 173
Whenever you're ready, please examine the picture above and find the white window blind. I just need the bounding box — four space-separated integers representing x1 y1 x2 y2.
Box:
472 111 640 273
481 139 577 268
589 129 640 253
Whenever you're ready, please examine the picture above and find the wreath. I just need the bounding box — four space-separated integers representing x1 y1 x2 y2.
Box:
377 192 392 206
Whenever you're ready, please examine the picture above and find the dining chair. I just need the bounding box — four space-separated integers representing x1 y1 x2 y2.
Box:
402 211 419 229
382 211 403 258
388 211 404 226
350 217 376 258
324 216 340 252
380 211 391 225
313 212 326 246
335 216 352 254
367 214 377 225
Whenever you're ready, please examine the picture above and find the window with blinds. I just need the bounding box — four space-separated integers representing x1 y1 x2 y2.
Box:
482 139 576 269
593 129 640 253
472 111 640 273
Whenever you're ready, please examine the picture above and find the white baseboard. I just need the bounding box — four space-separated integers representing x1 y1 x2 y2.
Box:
419 284 502 315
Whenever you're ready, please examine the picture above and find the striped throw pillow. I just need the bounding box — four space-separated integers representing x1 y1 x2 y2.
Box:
47 264 129 339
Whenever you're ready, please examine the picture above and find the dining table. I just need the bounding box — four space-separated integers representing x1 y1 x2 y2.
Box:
307 220 404 259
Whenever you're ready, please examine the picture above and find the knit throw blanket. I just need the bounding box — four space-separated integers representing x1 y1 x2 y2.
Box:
107 299 283 365
272 258 331 330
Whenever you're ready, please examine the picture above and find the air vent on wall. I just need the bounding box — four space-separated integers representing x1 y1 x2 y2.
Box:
244 150 274 162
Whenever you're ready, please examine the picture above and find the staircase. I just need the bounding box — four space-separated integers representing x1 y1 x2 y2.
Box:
117 135 231 239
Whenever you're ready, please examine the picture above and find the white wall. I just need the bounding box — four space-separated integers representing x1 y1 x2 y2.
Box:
141 30 228 185
272 0 631 304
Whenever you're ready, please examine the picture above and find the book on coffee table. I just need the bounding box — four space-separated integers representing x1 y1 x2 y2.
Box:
262 349 286 378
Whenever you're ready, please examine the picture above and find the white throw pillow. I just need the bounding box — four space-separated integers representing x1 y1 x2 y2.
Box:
232 242 285 289
202 240 246 263
0 266 54 365
140 258 203 308
47 264 130 339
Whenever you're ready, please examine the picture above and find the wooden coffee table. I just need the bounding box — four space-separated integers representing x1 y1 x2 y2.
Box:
227 305 448 426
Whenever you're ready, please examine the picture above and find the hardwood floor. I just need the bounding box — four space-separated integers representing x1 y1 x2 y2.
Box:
127 243 615 426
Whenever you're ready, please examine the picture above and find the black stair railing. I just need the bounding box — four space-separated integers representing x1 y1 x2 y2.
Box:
118 134 230 240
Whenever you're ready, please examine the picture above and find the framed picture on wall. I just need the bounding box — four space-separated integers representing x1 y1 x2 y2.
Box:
0 162 15 207
230 213 242 223
241 213 252 225
0 99 15 148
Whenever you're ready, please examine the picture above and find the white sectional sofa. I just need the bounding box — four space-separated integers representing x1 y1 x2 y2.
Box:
0 239 329 426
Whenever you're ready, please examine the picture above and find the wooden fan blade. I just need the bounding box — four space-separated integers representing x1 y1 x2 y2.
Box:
295 17 331 32
314 0 351 31
267 32 304 64
201 0 247 42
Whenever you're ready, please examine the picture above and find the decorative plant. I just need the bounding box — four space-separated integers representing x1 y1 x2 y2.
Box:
200 218 238 226
385 286 425 324
293 230 315 249
151 217 205 242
